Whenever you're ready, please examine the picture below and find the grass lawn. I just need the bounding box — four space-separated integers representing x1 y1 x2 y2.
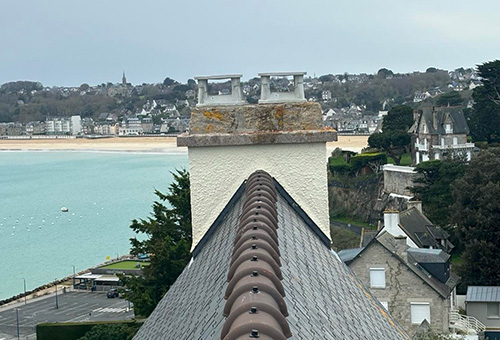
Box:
328 155 348 166
331 215 375 229
387 153 412 166
100 260 150 270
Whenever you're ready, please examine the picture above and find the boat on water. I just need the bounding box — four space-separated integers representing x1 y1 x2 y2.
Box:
61 207 69 212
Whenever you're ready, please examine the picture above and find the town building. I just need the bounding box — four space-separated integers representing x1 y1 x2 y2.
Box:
466 286 500 339
45 116 82 135
132 73 407 340
409 107 476 164
339 232 460 336
381 203 454 253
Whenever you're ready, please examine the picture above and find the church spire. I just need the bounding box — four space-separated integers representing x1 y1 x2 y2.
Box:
122 71 127 85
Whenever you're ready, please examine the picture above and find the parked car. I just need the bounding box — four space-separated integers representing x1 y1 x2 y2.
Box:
107 288 119 298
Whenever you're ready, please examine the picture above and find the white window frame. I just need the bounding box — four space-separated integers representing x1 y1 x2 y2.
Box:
370 268 386 288
453 137 458 145
411 302 431 324
445 124 452 133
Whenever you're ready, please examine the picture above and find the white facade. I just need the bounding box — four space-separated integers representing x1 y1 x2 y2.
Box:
70 115 82 135
188 142 331 248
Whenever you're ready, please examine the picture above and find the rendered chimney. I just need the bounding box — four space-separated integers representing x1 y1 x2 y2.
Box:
178 73 337 249
383 210 401 237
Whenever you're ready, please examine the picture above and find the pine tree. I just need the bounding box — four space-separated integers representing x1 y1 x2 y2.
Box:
120 169 191 317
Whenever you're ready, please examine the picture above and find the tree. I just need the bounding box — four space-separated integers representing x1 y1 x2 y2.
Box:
410 158 466 228
436 91 462 107
78 323 138 340
450 148 500 287
377 68 394 79
368 105 413 164
382 105 413 132
469 60 500 142
368 131 410 165
120 169 191 317
163 77 176 86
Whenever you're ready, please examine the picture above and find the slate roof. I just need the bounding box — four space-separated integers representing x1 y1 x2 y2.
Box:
337 247 364 264
407 248 450 263
466 286 500 302
419 107 470 135
133 172 408 340
399 208 452 251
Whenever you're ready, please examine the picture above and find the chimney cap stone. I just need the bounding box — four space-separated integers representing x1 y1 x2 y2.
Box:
194 74 243 80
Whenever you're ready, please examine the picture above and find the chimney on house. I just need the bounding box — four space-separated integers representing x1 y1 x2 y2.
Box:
407 200 422 213
432 107 438 131
178 73 337 249
412 109 420 123
383 209 402 236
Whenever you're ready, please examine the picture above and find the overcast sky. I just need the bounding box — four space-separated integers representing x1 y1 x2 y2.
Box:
2 0 499 86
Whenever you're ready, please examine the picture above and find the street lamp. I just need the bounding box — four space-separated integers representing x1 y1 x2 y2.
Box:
55 281 59 309
72 265 76 289
22 278 26 305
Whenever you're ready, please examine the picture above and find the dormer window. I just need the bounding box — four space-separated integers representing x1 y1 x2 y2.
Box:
445 124 452 133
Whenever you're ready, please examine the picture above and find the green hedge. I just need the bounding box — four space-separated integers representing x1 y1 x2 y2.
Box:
36 319 143 340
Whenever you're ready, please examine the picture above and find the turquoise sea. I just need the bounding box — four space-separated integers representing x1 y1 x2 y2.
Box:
0 151 188 300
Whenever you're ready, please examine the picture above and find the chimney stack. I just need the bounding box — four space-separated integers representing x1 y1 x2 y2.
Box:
178 73 337 249
407 200 422 213
383 210 402 237
432 107 438 131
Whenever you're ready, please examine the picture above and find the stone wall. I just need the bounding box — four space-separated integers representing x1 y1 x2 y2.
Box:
349 242 450 335
383 165 418 196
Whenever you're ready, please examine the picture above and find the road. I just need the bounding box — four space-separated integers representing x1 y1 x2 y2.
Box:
0 291 134 339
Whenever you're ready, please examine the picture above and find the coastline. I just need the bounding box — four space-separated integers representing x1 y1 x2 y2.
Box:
0 135 368 154
0 255 134 309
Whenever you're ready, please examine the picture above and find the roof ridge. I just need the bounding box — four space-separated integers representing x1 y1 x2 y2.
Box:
221 170 292 340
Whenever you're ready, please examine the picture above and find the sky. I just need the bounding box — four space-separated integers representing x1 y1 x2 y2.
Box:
2 0 500 87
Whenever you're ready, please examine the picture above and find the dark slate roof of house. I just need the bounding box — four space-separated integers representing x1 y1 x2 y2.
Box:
399 208 451 249
466 286 500 302
133 172 408 340
420 107 469 135
407 248 450 263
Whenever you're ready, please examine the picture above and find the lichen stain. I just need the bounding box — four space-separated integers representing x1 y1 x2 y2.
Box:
206 124 214 133
274 106 284 130
203 109 223 121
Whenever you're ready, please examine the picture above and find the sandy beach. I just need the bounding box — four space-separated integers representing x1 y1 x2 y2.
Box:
0 135 368 154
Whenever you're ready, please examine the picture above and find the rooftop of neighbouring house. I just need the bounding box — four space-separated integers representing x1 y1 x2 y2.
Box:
133 171 408 340
466 286 500 302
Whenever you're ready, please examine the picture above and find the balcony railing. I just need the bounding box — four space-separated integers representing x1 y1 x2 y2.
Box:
433 143 475 150
449 310 485 335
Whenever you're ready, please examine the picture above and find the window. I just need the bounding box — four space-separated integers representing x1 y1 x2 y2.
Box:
380 301 389 311
370 268 386 288
423 124 428 133
441 137 445 146
453 137 458 145
411 302 430 324
445 124 452 133
487 303 500 318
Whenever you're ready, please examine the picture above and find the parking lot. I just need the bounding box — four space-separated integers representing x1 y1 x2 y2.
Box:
0 291 134 339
